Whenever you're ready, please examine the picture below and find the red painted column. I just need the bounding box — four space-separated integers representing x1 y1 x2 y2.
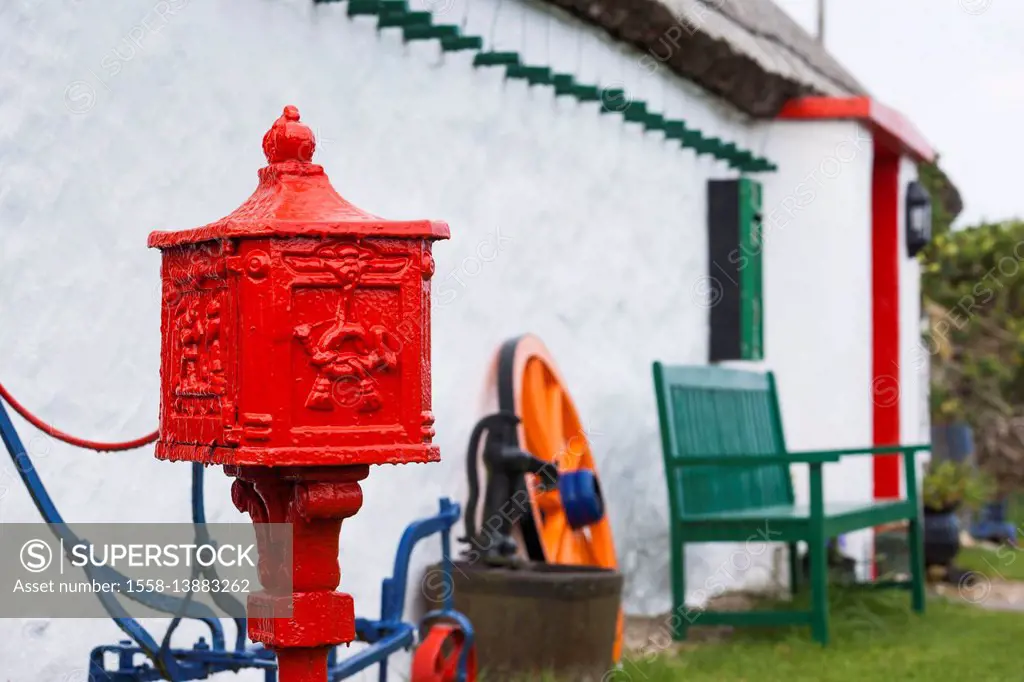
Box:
871 145 902 500
777 96 936 577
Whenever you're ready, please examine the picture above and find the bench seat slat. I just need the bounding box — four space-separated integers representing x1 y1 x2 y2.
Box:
679 499 910 523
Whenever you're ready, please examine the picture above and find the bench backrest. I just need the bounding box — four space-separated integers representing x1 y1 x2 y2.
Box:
652 362 794 517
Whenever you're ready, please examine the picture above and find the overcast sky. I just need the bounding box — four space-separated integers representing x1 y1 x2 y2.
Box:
773 0 1022 226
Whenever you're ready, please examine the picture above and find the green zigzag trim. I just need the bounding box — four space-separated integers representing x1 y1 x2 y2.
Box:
326 0 777 173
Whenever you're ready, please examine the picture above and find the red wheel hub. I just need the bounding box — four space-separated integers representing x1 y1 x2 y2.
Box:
410 623 477 682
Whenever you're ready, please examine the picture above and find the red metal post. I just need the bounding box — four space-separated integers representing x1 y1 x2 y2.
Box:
872 146 902 501
149 106 449 681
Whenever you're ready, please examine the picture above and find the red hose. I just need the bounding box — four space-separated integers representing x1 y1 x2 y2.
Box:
0 381 158 452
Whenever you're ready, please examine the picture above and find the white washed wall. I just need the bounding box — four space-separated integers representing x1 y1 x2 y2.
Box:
0 0 927 677
758 119 877 577
0 0 773 677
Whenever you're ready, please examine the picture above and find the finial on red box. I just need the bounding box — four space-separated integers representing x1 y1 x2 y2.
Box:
262 105 316 164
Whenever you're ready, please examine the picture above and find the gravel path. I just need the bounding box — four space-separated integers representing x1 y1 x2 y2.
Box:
934 577 1024 612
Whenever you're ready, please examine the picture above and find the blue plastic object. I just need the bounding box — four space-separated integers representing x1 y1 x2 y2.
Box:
559 469 604 530
0 397 472 682
971 500 1018 545
931 422 974 464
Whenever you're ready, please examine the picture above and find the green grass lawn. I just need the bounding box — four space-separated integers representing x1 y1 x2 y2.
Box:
610 590 1023 682
956 545 1024 581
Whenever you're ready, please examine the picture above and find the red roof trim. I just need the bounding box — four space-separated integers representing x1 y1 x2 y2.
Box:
777 96 936 163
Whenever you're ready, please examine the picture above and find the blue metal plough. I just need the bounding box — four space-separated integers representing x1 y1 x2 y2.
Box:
0 396 473 682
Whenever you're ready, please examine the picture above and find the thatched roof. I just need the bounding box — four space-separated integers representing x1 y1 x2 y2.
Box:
541 0 865 117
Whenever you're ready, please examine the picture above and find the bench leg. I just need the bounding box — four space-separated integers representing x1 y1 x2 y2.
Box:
907 515 926 613
671 538 688 641
809 534 830 646
788 542 800 595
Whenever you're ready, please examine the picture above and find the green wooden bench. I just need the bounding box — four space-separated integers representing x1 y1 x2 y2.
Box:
651 362 930 645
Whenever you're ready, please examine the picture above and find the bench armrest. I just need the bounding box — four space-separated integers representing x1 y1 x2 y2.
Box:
669 444 930 468
790 444 931 459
